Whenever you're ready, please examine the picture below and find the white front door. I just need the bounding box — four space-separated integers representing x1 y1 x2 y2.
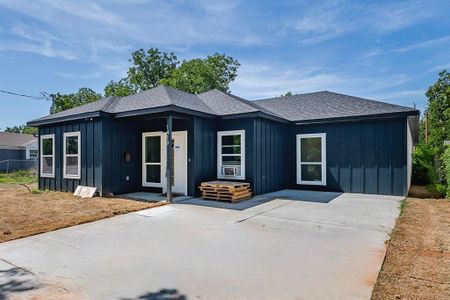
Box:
142 131 188 195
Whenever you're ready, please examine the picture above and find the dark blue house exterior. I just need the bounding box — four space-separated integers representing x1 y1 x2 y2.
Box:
28 86 419 197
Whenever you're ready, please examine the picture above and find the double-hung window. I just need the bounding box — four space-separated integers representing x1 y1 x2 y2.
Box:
40 134 55 177
296 133 326 185
217 130 245 180
63 132 81 179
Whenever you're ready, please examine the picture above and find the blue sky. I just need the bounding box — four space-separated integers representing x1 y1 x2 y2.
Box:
0 0 449 129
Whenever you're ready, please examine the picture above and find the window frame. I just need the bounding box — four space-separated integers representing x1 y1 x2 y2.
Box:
142 132 165 188
296 133 326 186
29 149 38 160
217 130 245 180
40 134 55 178
63 131 81 179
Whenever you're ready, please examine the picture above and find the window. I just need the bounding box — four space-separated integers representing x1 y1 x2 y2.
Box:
63 132 81 179
296 133 326 185
29 149 38 160
40 134 54 178
217 130 245 180
142 132 163 187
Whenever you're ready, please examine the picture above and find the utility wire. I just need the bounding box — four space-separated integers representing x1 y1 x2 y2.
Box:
0 89 51 101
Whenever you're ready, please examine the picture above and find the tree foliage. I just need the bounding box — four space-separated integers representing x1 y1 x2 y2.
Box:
159 53 240 94
5 125 37 135
425 70 450 152
104 79 136 97
50 88 101 114
127 48 178 92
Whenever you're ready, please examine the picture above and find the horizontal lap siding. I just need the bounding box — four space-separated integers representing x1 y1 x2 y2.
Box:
38 119 103 194
294 118 408 196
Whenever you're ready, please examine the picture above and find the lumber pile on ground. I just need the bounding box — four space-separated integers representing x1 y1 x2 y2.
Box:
199 181 252 203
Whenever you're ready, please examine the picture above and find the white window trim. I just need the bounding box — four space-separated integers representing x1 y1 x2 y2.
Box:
142 131 165 188
296 133 326 186
40 134 55 178
217 130 245 180
63 131 81 179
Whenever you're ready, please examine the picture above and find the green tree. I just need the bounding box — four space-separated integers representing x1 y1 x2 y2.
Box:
50 88 101 114
127 48 178 92
159 53 240 94
5 125 37 135
104 79 136 97
282 91 293 97
425 70 450 152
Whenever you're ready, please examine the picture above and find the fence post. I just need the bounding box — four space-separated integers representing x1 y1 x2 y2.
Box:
6 160 9 174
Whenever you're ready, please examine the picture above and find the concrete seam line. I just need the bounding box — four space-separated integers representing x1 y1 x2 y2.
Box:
0 257 35 275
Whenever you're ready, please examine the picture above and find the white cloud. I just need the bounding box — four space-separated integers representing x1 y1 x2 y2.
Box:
231 60 414 103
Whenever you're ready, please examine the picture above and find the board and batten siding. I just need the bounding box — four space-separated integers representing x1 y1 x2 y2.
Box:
191 117 217 196
218 117 291 195
294 117 408 196
38 119 103 195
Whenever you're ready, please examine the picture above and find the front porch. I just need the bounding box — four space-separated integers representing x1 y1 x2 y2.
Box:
102 112 217 200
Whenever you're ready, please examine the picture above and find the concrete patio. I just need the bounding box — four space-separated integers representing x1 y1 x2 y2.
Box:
0 190 403 299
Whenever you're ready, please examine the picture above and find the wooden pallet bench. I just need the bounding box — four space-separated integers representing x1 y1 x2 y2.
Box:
199 181 252 203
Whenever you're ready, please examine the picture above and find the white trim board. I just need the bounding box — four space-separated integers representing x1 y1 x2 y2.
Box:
40 134 55 178
63 131 81 179
142 131 188 195
217 129 246 180
296 133 326 186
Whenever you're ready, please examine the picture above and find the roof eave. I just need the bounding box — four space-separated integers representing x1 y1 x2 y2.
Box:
220 111 290 123
294 110 420 125
27 111 110 127
114 104 217 119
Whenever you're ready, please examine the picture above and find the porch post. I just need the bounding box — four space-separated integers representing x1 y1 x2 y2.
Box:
166 114 173 202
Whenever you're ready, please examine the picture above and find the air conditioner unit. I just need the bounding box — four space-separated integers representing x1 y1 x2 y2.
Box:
223 167 236 176
222 166 241 177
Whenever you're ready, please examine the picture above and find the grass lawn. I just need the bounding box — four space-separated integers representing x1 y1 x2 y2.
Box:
372 195 450 299
0 170 38 184
0 183 165 243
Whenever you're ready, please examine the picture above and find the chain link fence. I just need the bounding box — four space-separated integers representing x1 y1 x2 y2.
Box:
0 159 38 173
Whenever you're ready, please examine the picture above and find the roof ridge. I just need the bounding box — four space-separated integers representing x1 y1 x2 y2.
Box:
321 91 416 110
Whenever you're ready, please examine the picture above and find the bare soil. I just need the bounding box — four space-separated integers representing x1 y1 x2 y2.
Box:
0 184 165 243
372 197 450 299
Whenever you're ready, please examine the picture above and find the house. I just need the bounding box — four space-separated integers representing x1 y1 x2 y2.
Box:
0 132 38 172
27 85 419 197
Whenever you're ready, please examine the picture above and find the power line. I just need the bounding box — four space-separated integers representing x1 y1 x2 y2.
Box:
0 89 51 101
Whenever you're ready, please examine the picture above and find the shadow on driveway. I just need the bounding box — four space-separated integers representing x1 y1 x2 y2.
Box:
178 189 343 211
121 288 186 300
0 267 39 300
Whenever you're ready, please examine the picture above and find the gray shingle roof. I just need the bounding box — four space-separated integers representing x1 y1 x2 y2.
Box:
253 91 418 122
28 86 418 125
0 132 36 148
198 89 259 115
110 86 216 114
29 97 114 123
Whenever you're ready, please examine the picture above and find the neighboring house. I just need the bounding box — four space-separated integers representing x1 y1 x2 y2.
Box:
28 85 419 197
0 132 38 172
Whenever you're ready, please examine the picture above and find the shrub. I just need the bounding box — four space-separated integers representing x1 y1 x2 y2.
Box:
442 147 450 198
412 143 437 185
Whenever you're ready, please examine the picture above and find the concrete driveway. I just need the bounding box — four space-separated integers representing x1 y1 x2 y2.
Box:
0 190 402 300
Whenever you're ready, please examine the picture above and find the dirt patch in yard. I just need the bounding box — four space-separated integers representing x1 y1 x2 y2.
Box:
0 184 165 243
371 198 450 299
